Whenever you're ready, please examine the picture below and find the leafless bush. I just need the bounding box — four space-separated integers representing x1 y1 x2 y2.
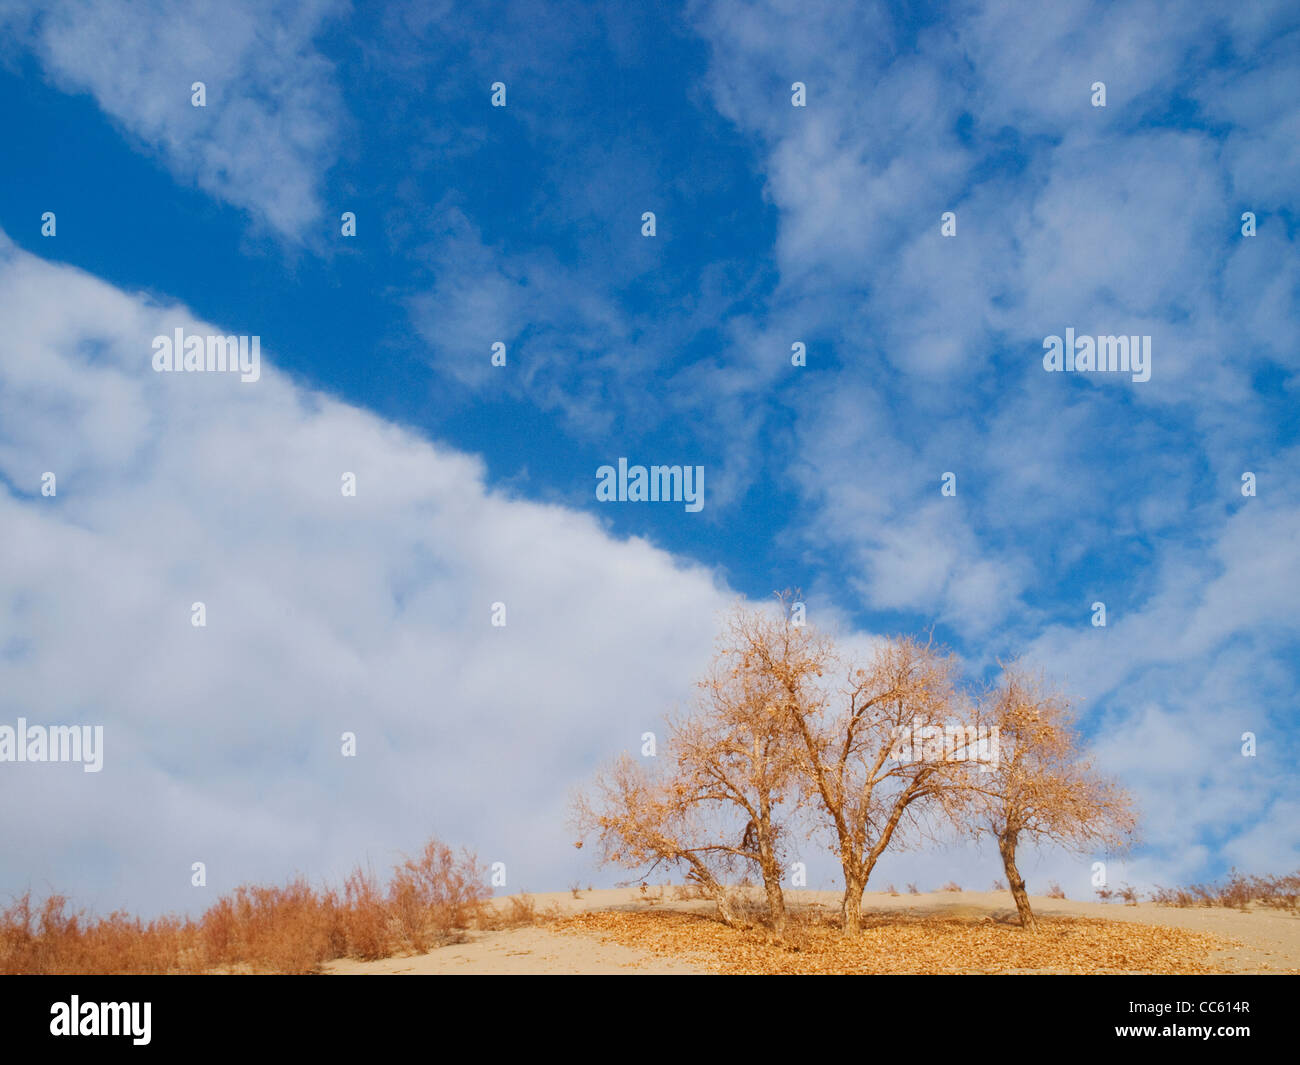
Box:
478 893 563 932
1150 870 1300 912
0 834 487 974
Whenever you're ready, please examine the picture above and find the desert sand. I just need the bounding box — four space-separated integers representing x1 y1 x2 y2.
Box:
325 887 1300 975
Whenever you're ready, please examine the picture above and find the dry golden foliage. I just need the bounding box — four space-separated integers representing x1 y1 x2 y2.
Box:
556 909 1239 975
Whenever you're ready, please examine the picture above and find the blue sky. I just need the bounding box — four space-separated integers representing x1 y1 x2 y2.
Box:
0 0 1297 915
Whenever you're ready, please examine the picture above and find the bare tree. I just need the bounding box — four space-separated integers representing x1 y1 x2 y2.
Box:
574 605 1135 940
718 601 973 932
572 752 747 925
572 601 812 929
975 663 1138 931
775 630 972 932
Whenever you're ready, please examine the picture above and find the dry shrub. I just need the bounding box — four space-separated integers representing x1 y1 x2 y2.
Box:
0 834 488 975
502 893 539 928
478 892 563 931
1150 885 1193 907
197 879 339 975
1046 881 1066 899
1150 870 1300 912
941 881 962 892
0 893 204 976
388 840 488 950
338 867 392 960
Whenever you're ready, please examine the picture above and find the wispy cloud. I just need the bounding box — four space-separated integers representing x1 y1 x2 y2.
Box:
5 0 348 239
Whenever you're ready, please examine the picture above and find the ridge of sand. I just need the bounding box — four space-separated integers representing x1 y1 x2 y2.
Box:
324 888 1300 975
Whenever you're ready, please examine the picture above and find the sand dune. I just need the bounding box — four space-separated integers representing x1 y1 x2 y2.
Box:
325 888 1300 975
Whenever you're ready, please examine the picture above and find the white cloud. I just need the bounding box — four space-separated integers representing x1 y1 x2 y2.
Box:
8 0 346 239
0 232 735 915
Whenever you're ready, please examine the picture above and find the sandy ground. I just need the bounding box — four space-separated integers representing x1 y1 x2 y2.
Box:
324 924 702 974
324 887 1300 975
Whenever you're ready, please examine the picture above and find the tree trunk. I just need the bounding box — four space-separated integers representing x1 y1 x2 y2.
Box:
686 861 739 928
998 831 1038 931
757 831 786 931
841 873 865 933
759 868 780 931
711 885 739 927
